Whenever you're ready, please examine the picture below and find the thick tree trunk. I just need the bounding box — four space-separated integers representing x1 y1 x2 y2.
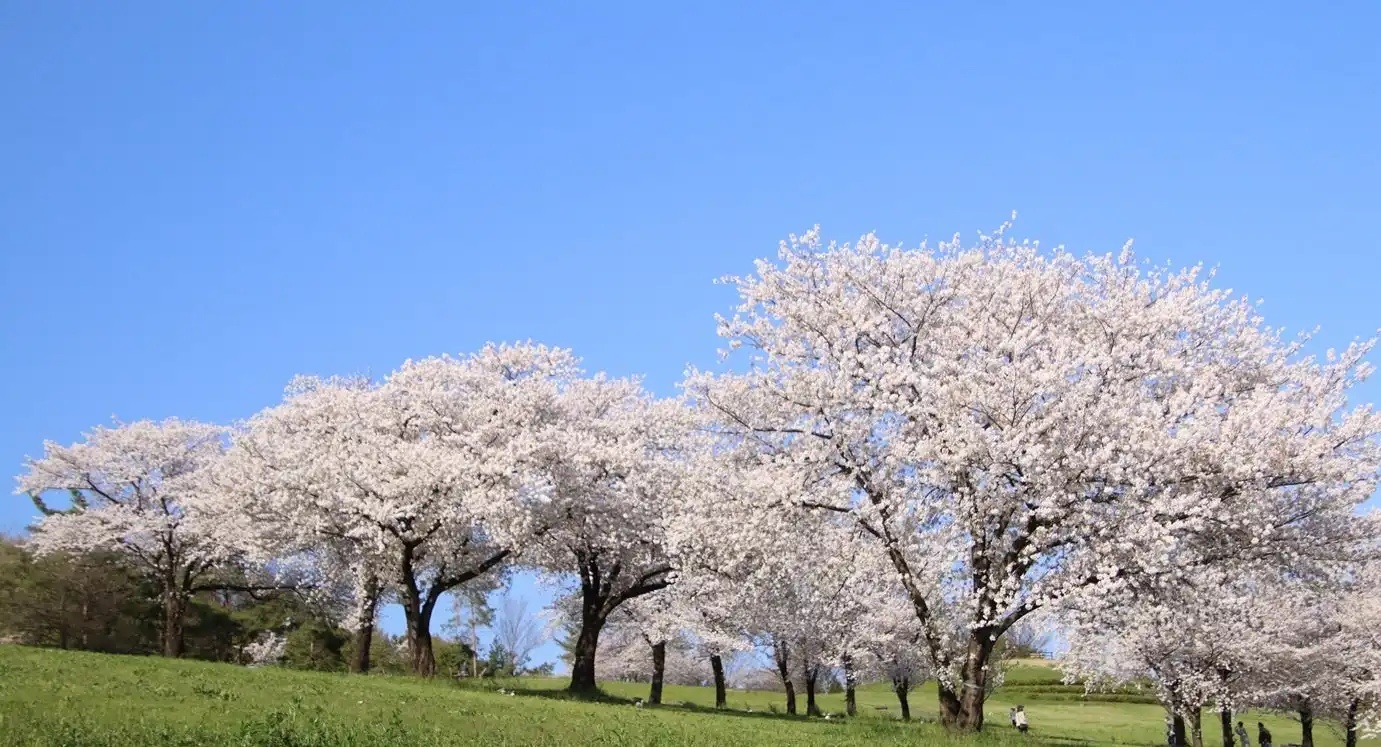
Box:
842 654 857 717
938 683 961 728
1173 713 1188 747
400 585 441 676
649 640 666 705
710 654 727 709
894 678 911 721
162 590 187 658
803 661 821 717
1299 699 1314 747
350 577 380 674
407 618 436 676
568 608 604 695
1221 707 1234 747
398 548 439 676
773 640 797 715
1345 697 1360 747
352 621 375 674
938 637 994 731
566 551 670 695
1189 707 1204 747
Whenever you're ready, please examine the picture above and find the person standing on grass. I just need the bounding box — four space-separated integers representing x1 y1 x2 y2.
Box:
1235 721 1251 747
1014 704 1029 733
1257 722 1272 747
1010 707 1017 727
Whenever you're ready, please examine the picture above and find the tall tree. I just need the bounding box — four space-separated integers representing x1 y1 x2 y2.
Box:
222 344 571 675
492 591 552 675
526 377 683 695
689 224 1381 730
445 587 494 677
17 419 262 657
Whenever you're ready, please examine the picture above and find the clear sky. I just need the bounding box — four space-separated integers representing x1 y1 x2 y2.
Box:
2 2 1378 670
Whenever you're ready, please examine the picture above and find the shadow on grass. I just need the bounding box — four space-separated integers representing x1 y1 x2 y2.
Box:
497 685 1136 744
449 679 1149 745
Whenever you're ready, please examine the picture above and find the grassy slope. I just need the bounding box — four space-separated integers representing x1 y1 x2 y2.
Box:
0 647 1366 747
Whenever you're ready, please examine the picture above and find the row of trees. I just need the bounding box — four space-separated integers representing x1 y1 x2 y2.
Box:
0 534 564 679
0 534 455 673
14 224 1381 735
1061 562 1381 747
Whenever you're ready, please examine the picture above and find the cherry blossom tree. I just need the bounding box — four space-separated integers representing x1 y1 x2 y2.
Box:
1250 562 1381 747
243 631 288 666
221 344 575 675
1061 569 1272 747
657 554 755 708
853 595 934 721
592 597 713 701
1345 564 1381 745
671 448 898 718
688 223 1381 731
16 418 257 658
524 376 685 695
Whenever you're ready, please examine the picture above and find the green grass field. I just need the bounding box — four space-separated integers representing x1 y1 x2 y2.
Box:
0 647 1365 746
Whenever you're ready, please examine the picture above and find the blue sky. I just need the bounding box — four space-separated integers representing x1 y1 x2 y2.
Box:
2 3 1378 670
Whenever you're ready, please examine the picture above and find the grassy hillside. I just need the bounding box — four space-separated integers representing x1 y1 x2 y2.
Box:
0 647 1363 747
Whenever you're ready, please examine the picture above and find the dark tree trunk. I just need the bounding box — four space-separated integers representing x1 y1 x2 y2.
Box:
352 621 376 674
1299 699 1314 747
568 606 604 695
407 619 436 676
803 660 822 717
938 683 962 729
350 576 381 674
1221 707 1234 747
162 590 187 658
710 654 727 709
1173 713 1188 747
399 541 510 678
1345 697 1360 747
401 585 440 676
398 545 437 676
649 640 666 705
566 551 671 695
894 678 911 721
842 654 857 717
773 640 796 715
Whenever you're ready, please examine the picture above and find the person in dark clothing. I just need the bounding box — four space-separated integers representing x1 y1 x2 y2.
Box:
1257 722 1272 747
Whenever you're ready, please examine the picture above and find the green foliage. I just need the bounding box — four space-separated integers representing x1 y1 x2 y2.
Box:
433 639 475 679
527 661 556 676
0 537 359 673
0 537 157 655
484 642 516 677
282 623 350 672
